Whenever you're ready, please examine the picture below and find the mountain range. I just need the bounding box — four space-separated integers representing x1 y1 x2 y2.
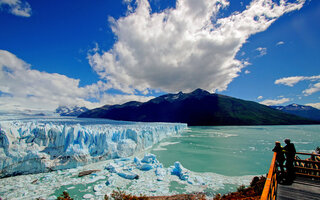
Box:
55 105 89 116
270 104 320 121
79 89 319 126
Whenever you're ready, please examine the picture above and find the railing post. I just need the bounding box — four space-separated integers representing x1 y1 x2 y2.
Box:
261 152 278 200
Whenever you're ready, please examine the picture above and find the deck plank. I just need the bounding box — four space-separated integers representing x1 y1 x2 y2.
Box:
277 176 320 200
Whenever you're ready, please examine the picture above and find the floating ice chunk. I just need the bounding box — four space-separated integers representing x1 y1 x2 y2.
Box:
105 163 118 173
135 153 159 171
119 157 131 162
117 171 139 180
92 175 105 181
171 161 190 181
193 176 205 185
140 163 153 171
83 193 94 199
155 165 166 181
105 174 116 186
93 184 104 192
249 146 256 151
141 153 157 163
95 191 104 196
133 157 141 165
105 179 112 186
114 157 131 166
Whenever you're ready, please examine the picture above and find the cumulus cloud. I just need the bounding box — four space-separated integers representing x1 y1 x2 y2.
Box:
303 82 320 96
260 97 291 106
89 0 305 94
275 75 320 96
275 75 320 86
0 50 153 111
257 96 263 100
276 41 284 46
0 0 32 17
306 103 320 109
256 47 267 57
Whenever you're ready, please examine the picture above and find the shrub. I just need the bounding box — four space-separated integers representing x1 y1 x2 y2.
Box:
57 191 73 200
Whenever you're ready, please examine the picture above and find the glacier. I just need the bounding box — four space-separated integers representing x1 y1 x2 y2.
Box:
0 117 187 178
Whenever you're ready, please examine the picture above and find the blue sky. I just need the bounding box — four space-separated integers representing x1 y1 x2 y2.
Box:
0 0 319 112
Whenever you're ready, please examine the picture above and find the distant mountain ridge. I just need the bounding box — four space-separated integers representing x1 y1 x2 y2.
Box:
79 89 318 126
55 106 89 116
270 104 320 121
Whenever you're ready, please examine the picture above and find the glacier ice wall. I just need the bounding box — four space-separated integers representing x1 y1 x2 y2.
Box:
0 119 187 178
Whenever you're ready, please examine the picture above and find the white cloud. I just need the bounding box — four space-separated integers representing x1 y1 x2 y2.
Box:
275 75 320 87
122 0 134 12
306 103 320 109
275 75 320 96
256 47 267 57
99 93 153 106
257 96 263 100
260 97 291 106
276 41 284 46
303 82 320 96
89 0 305 94
0 50 153 111
244 70 250 74
0 0 32 17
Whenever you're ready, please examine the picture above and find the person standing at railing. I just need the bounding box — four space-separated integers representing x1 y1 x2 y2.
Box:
283 138 296 184
272 141 285 175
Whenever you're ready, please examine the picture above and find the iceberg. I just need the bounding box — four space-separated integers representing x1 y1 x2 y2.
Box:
0 118 187 178
105 163 119 173
170 161 190 181
117 171 139 180
155 165 166 181
135 153 159 171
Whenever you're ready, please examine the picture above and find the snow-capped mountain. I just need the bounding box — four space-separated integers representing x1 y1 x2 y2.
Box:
55 105 89 116
270 104 320 121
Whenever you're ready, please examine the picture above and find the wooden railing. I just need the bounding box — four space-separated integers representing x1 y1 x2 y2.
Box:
260 151 320 200
260 152 278 200
294 152 320 179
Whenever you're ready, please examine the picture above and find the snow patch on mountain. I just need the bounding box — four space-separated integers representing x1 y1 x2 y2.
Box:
55 106 89 116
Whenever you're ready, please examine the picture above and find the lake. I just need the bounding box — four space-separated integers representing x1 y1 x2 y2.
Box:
1 124 319 199
151 125 320 176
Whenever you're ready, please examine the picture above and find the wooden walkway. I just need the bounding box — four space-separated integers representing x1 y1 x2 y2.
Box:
260 151 320 200
277 176 320 200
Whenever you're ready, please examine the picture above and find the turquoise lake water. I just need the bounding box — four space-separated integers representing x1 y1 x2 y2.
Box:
151 125 320 176
50 125 320 198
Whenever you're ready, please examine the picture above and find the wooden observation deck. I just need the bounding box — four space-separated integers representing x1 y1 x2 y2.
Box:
260 151 320 200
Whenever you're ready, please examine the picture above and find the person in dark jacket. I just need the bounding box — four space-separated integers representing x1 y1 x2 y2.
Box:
272 141 285 174
283 138 296 184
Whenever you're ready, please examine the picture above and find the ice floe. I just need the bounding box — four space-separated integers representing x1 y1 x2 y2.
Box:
0 153 256 199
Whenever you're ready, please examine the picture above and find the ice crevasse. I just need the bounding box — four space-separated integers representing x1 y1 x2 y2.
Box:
0 120 187 178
